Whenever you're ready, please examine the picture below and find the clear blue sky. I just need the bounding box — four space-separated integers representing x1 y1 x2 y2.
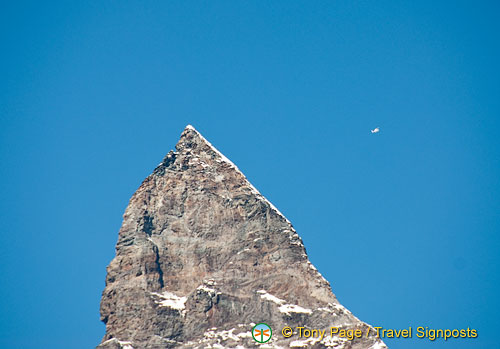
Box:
1 1 499 348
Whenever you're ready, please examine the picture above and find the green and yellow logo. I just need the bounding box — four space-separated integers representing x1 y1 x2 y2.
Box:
252 323 272 343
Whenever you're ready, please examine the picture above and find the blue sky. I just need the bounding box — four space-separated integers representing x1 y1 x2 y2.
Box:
1 1 499 348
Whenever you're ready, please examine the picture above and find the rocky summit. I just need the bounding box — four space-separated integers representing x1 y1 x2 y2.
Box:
98 125 386 349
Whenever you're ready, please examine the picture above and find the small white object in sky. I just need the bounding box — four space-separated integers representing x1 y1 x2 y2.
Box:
371 127 380 134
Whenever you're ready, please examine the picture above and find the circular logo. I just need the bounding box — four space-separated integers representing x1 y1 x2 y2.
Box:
252 323 272 343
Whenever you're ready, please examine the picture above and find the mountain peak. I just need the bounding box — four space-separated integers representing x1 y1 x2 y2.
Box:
176 125 232 163
176 124 207 152
99 127 386 348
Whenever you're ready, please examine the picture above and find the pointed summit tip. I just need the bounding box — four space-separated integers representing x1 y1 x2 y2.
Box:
185 124 197 132
179 124 202 144
181 124 203 139
176 124 212 155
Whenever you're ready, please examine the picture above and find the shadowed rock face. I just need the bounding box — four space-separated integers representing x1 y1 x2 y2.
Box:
98 126 386 349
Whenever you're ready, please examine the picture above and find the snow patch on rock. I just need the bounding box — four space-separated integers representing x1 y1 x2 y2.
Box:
257 290 285 304
369 341 389 349
257 290 312 315
197 284 220 297
290 337 322 347
101 338 134 349
151 291 187 311
279 303 313 315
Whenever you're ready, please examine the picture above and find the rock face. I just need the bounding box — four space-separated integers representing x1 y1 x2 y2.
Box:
98 125 386 349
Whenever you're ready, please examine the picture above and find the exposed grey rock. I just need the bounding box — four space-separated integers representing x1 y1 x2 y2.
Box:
98 125 386 349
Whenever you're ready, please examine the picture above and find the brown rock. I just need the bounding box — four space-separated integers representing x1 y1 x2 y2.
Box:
98 125 386 348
